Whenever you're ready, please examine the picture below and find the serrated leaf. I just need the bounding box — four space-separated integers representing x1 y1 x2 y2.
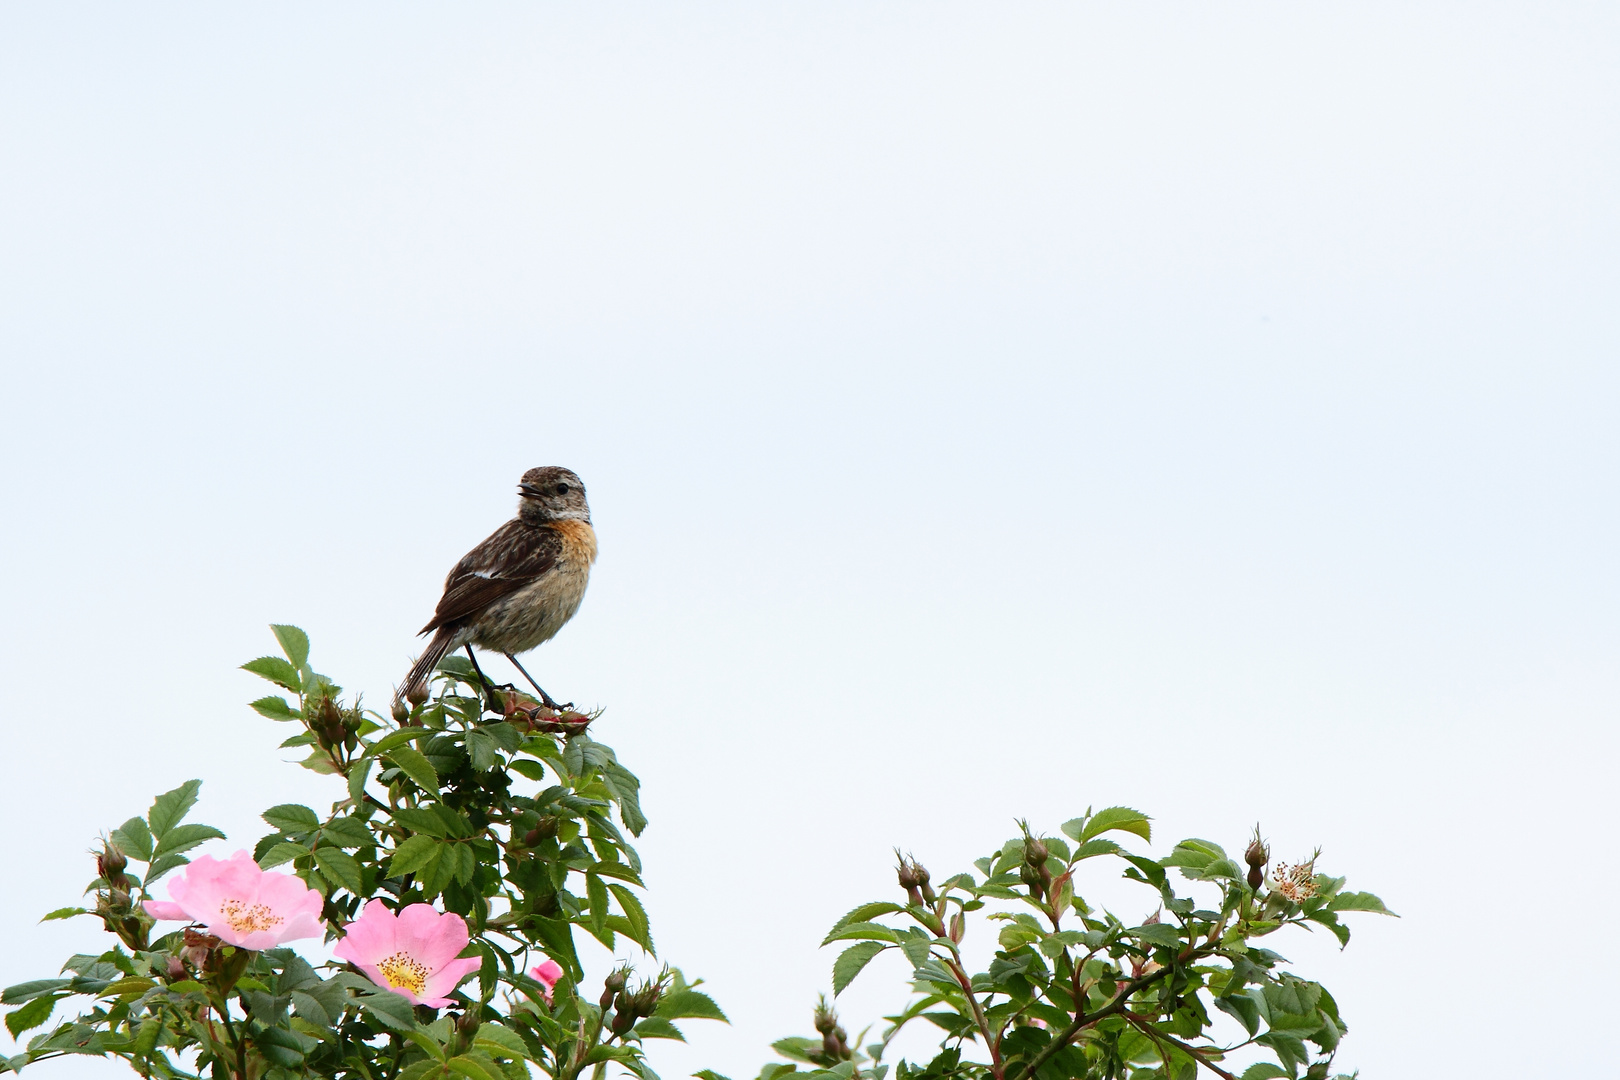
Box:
447 1054 503 1080
259 842 311 870
152 823 226 861
832 941 887 996
314 848 364 895
654 989 727 1022
39 908 90 923
1078 807 1152 844
389 835 441 878
322 816 374 849
387 747 440 793
348 755 374 805
5 994 59 1038
473 1024 530 1059
1326 891 1395 916
390 808 450 838
250 696 302 722
147 780 202 839
262 804 321 833
398 1062 448 1080
2 980 71 1005
822 922 900 946
243 656 303 693
109 818 154 863
1238 1065 1289 1080
631 1016 684 1041
830 902 904 933
145 852 191 884
607 884 654 954
270 625 310 668
357 989 417 1032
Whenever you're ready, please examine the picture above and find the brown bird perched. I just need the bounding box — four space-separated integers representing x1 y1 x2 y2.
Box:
399 466 597 710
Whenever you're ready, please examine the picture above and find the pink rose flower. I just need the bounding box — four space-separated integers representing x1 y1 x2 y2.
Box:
334 900 481 1008
142 850 324 950
530 959 564 1004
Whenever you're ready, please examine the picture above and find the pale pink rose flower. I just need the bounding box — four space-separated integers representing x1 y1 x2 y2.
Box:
142 850 324 950
334 900 482 1008
530 959 564 1004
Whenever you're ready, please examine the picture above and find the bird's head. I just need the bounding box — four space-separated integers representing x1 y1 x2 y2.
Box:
518 466 591 524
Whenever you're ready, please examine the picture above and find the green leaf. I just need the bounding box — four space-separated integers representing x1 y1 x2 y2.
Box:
259 842 310 870
270 624 310 669
322 816 374 849
586 872 609 931
39 908 90 922
357 988 417 1032
387 747 440 793
446 1054 504 1080
145 853 192 884
694 1071 733 1080
473 1024 531 1059
2 980 71 1005
654 989 727 1022
365 728 436 759
830 902 904 932
109 818 154 862
607 884 654 954
5 994 60 1038
250 696 302 722
314 848 364 895
348 756 374 805
832 941 887 996
389 835 441 878
631 1016 684 1041
1238 1066 1289 1080
1077 807 1152 844
152 823 226 861
242 656 303 693
821 922 900 946
1129 922 1181 948
398 1063 448 1080
1327 891 1395 916
262 804 321 833
147 780 202 839
390 808 450 838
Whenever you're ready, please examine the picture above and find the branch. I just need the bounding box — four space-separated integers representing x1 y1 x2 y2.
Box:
1122 1011 1235 1080
1003 959 1184 1080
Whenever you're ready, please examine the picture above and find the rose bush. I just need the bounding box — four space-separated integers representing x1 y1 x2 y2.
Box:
1 626 1389 1080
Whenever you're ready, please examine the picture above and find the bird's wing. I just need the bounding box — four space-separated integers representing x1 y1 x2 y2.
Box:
419 520 563 634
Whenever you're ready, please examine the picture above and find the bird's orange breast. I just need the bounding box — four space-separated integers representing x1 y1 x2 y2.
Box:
552 519 598 568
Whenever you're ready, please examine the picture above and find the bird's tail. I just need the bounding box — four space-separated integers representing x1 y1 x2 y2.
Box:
398 627 456 708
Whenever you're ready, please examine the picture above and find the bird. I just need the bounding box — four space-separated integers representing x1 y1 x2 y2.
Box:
399 466 597 711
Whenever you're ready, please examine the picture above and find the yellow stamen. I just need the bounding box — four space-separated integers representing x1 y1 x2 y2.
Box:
378 952 430 996
220 898 285 934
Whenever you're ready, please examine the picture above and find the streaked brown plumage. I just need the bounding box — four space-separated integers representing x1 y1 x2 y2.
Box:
400 467 597 707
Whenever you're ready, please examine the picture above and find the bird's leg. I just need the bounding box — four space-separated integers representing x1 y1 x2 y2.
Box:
462 646 505 712
504 653 571 712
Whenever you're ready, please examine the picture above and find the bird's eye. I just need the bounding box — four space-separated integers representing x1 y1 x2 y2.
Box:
555 484 570 496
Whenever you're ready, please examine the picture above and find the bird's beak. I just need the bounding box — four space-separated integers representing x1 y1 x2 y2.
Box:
518 483 547 499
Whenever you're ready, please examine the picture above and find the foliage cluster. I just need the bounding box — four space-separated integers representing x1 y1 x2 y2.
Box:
3 626 1389 1080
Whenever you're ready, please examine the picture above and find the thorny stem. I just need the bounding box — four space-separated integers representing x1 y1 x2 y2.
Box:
1122 1011 1236 1080
1003 957 1189 1080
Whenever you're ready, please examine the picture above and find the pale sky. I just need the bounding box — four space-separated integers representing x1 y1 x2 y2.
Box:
2 5 1616 1079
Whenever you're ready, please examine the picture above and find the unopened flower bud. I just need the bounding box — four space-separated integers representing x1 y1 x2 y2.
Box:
611 1007 637 1036
1245 830 1269 890
949 912 964 943
97 844 128 887
405 680 430 706
166 956 187 981
522 818 558 847
896 853 929 906
108 887 131 912
1024 837 1050 867
455 1010 481 1038
391 695 411 723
